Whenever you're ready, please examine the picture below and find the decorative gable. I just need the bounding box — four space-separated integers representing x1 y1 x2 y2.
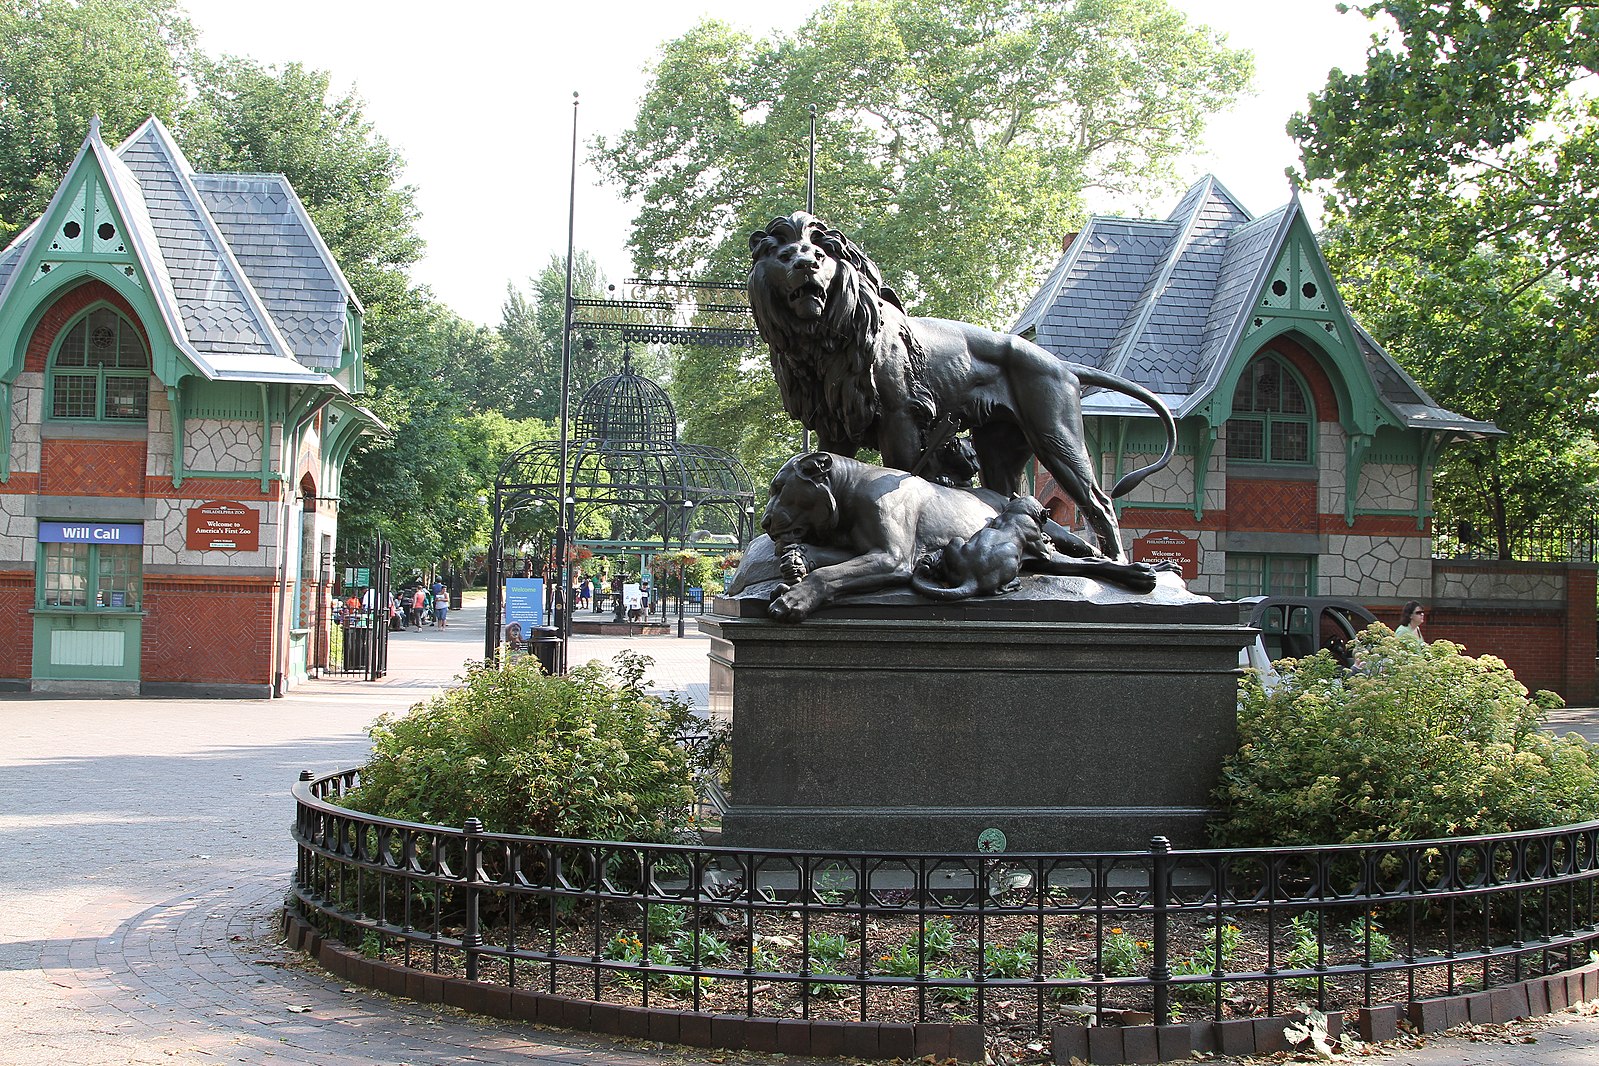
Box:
29 167 147 292
1244 224 1349 351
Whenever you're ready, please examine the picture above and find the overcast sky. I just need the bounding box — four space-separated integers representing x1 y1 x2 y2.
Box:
180 0 1382 327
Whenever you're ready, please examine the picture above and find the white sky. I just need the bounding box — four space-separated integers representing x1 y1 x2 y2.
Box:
181 0 1382 327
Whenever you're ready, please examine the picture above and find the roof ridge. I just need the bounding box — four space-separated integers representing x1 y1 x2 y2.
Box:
1102 180 1232 378
122 119 304 365
1186 201 1300 403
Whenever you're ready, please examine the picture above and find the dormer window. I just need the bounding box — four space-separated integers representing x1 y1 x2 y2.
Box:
49 306 149 422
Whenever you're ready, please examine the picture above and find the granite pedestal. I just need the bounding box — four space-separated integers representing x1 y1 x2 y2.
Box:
700 596 1253 853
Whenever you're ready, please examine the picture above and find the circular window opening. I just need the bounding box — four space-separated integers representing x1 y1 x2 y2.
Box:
63 221 81 239
1271 279 1288 297
97 222 116 241
1302 282 1318 299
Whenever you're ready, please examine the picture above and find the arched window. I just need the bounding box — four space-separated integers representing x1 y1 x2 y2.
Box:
48 306 149 422
1226 354 1312 464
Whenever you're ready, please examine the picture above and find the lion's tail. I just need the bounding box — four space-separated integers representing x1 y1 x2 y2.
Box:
909 573 980 601
1073 367 1179 499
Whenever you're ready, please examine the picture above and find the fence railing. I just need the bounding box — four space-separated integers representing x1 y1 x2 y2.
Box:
292 769 1599 1038
1433 513 1599 563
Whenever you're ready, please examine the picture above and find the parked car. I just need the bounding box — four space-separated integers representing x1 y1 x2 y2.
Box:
1235 595 1379 663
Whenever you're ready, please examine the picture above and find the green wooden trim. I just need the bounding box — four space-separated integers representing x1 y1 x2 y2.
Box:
0 379 9 483
167 384 185 487
1418 430 1449 530
0 148 200 387
259 383 274 492
1344 432 1372 526
1192 423 1217 521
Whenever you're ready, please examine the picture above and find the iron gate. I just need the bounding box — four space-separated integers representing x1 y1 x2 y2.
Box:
318 537 390 680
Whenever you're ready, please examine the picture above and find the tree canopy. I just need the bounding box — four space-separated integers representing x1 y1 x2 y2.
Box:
0 0 193 242
1293 1 1599 557
598 0 1250 485
596 0 1252 325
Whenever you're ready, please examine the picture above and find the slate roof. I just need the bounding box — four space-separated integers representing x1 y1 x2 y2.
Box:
1012 176 1495 435
0 118 354 386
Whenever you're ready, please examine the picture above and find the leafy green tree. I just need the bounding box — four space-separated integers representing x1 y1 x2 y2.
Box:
596 0 1252 324
1293 1 1599 557
0 0 194 241
597 0 1249 486
496 253 670 423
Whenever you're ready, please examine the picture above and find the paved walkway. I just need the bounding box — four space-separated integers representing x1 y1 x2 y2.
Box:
1 603 1597 1065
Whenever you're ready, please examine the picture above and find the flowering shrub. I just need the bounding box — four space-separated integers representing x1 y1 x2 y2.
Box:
1214 627 1598 846
340 651 697 843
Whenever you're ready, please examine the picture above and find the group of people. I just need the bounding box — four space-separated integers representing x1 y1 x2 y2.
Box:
401 580 450 630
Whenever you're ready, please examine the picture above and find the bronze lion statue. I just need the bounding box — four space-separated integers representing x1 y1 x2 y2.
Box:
749 211 1177 562
734 452 1159 623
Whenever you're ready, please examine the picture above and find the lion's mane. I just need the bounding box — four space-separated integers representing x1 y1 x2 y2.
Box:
749 212 931 448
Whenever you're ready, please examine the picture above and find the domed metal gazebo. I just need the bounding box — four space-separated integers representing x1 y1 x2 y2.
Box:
484 353 758 659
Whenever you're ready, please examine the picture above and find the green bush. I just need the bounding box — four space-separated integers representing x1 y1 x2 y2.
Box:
340 651 698 842
1215 628 1599 847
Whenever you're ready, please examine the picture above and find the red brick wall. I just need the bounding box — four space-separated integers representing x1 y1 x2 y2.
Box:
0 570 33 680
141 575 277 686
1425 562 1597 705
42 438 146 496
1225 478 1318 533
23 279 150 373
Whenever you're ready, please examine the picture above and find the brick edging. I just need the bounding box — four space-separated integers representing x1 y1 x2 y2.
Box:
1050 960 1599 1064
280 909 982 1062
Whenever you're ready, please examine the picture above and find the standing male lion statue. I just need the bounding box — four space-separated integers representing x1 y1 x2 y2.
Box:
749 211 1177 562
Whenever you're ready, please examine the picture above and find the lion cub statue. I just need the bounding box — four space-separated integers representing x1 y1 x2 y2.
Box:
910 495 1060 601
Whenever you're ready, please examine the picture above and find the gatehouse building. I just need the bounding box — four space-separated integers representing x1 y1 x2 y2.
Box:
0 118 379 696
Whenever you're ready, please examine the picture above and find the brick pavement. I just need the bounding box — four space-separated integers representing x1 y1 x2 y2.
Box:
3 599 1599 1065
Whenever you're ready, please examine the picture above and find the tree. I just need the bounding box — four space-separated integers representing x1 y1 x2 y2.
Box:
0 0 194 241
596 0 1251 325
597 0 1250 486
1293 1 1599 557
496 253 672 422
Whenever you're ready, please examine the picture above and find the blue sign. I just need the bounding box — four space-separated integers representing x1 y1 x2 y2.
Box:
39 521 143 545
504 578 544 635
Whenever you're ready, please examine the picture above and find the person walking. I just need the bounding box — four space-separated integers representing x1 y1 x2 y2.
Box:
580 575 593 611
1396 601 1428 643
411 585 426 628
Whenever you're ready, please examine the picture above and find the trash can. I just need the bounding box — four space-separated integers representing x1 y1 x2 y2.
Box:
527 626 564 675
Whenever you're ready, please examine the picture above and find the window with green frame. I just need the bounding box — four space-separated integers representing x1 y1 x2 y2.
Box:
1226 353 1312 463
39 541 142 609
1225 553 1314 599
48 306 150 422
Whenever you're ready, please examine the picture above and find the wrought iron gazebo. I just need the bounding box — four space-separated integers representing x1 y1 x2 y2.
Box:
484 353 759 661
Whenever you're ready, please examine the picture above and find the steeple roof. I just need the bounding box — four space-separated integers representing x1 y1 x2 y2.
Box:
1012 176 1495 435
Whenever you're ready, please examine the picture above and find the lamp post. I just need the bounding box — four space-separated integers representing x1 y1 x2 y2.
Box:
555 90 579 667
677 499 695 639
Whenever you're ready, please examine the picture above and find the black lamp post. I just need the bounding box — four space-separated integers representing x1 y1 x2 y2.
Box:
677 498 695 639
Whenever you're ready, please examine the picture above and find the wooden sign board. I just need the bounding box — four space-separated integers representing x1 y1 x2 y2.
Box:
186 500 260 551
1132 529 1199 580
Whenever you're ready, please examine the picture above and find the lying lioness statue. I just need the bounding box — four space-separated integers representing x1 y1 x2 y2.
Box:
739 452 1159 623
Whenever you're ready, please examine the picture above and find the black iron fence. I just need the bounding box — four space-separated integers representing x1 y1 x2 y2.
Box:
291 768 1599 1039
1433 513 1599 563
